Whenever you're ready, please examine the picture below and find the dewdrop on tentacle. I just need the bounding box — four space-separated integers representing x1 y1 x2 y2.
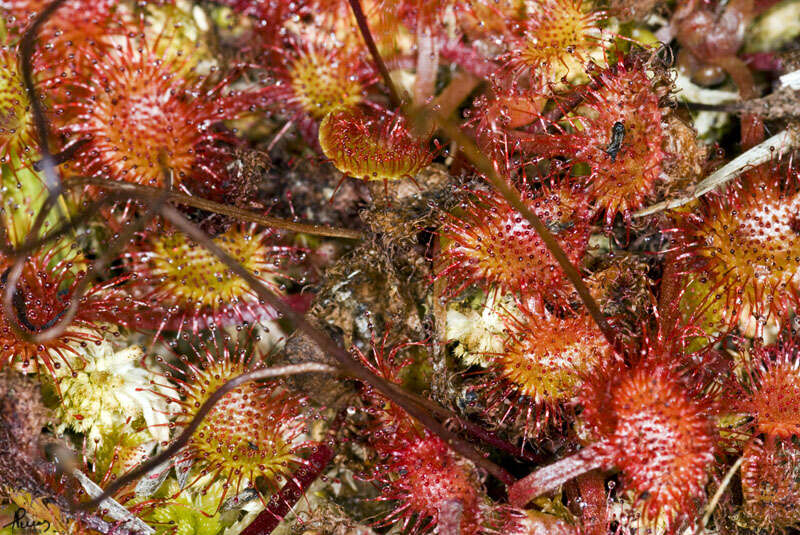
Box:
0 248 135 380
520 59 667 224
476 307 615 436
352 333 494 534
319 106 433 182
52 30 261 192
735 340 800 438
155 336 316 511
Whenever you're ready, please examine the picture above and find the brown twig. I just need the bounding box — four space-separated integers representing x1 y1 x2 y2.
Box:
346 0 404 109
64 176 364 240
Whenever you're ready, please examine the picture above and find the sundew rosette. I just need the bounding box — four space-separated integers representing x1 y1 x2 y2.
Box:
52 30 266 195
474 307 614 436
509 329 718 532
499 0 606 89
352 332 494 534
519 59 667 224
735 340 800 438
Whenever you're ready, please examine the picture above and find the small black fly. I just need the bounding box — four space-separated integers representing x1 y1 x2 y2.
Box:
605 121 625 162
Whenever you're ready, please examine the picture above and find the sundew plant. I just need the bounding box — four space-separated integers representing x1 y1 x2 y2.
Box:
1 0 800 534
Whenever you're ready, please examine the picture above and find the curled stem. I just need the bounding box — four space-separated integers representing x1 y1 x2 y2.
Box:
1 166 172 344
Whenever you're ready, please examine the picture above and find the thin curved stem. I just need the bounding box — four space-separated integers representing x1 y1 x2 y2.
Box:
345 0 618 352
429 110 619 352
1 167 171 344
76 362 340 510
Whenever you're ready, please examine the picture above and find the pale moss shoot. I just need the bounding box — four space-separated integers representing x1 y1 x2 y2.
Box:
50 329 172 449
446 291 519 367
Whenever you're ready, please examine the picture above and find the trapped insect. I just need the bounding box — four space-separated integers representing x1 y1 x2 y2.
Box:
605 121 625 162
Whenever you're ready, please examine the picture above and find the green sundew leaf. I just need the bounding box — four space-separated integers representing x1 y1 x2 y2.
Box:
1 152 78 267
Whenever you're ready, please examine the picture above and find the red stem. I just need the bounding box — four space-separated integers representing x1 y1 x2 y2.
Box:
508 442 608 508
241 443 335 535
711 55 764 148
576 471 608 535
346 0 617 353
